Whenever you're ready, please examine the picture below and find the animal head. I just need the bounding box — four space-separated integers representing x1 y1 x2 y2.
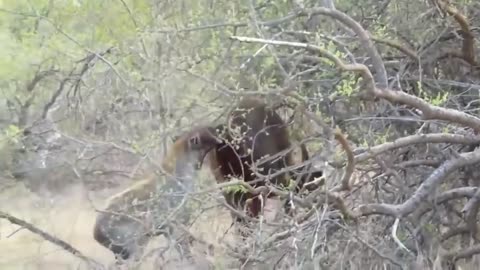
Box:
170 126 223 170
185 127 223 169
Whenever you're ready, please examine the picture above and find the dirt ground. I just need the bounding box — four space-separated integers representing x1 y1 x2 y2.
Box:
0 178 238 269
0 166 284 270
0 183 112 270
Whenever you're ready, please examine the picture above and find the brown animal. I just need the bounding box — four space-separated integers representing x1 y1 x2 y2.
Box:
207 97 323 223
93 126 222 264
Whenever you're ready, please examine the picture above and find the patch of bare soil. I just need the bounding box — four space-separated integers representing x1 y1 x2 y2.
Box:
0 183 112 269
0 174 238 270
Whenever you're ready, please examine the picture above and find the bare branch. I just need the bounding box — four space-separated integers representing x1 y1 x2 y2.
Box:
296 7 388 88
358 149 480 217
391 218 412 254
372 36 419 61
0 211 102 269
413 187 478 221
395 159 442 169
332 221 405 269
154 7 389 87
356 133 480 163
333 128 355 191
435 0 476 66
229 36 480 132
444 244 480 262
42 47 113 119
441 225 474 242
299 106 355 191
26 69 58 92
372 89 480 132
462 187 480 214
462 186 480 239
42 71 72 119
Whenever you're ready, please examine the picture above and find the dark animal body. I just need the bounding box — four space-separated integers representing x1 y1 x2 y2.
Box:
93 126 222 263
207 97 323 222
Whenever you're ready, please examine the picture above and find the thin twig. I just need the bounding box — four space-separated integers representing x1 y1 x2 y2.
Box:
0 211 103 269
